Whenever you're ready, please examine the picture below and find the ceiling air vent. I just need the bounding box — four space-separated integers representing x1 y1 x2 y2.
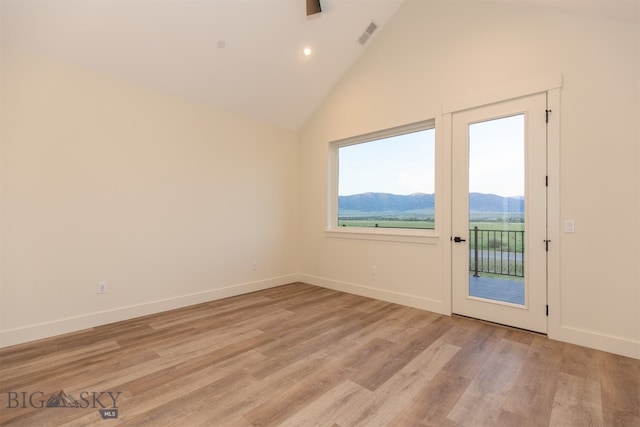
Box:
357 21 379 45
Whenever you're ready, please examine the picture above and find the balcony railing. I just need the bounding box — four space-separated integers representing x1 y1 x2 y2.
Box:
469 226 524 278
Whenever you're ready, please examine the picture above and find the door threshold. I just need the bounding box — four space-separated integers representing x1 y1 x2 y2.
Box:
452 313 548 337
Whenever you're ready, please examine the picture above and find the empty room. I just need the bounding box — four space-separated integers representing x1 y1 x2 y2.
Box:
1 0 639 425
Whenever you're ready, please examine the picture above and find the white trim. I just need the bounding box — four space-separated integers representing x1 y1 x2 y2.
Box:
325 228 438 244
0 274 298 348
332 119 436 148
300 274 447 315
551 324 640 360
546 88 563 343
438 113 453 315
445 76 563 336
327 119 436 232
449 94 548 333
443 73 562 114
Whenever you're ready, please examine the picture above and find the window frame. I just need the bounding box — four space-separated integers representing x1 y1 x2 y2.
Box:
326 119 438 244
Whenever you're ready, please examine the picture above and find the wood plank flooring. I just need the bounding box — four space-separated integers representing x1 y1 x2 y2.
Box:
1 283 638 426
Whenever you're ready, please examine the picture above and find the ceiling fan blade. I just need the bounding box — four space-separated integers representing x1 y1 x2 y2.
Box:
306 0 321 16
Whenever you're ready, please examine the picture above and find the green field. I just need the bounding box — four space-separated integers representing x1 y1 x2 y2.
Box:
338 217 525 275
337 219 523 231
338 219 524 251
469 221 524 231
337 219 435 229
470 221 524 253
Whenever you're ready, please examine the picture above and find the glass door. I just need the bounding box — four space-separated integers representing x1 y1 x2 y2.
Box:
451 93 547 333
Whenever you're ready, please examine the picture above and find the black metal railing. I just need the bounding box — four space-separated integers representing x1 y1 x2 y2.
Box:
469 226 524 278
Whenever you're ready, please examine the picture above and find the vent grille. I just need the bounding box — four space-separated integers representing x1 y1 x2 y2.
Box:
357 21 379 45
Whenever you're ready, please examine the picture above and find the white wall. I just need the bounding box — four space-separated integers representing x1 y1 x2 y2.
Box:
0 47 300 346
299 1 640 358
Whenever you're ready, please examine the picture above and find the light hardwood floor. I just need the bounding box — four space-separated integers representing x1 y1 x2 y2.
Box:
1 283 638 426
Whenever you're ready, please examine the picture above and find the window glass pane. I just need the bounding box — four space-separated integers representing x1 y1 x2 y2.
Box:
337 128 435 229
468 114 525 305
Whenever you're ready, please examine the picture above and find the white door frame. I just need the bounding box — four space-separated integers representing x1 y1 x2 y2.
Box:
440 75 561 335
451 93 547 333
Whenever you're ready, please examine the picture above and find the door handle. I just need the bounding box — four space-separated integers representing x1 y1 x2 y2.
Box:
452 236 466 243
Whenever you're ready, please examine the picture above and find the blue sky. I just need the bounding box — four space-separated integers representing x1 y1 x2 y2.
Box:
338 114 524 197
338 129 435 196
469 114 524 197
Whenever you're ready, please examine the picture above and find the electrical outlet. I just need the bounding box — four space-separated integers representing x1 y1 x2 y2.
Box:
371 266 377 276
97 281 107 294
251 261 257 270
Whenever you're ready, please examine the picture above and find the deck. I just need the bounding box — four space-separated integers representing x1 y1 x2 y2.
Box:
469 275 524 305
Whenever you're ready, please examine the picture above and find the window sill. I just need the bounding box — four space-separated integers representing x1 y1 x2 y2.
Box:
325 228 439 245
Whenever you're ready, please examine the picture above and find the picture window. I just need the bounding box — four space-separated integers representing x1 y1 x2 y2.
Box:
331 120 436 231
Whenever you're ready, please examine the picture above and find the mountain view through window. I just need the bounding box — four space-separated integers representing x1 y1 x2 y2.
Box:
337 127 435 229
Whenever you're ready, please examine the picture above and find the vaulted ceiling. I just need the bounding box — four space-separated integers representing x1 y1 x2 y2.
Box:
2 0 638 131
1 0 404 131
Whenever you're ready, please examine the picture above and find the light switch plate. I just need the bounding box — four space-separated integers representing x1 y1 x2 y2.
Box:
564 220 575 233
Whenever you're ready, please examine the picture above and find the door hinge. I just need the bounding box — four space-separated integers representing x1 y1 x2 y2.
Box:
545 175 548 187
545 109 552 123
544 240 551 251
546 305 549 316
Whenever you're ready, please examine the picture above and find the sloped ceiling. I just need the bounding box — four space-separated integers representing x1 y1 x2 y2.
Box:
1 0 404 131
1 0 637 131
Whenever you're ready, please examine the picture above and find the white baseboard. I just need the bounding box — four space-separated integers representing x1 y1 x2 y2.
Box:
550 324 640 360
5 274 636 360
300 274 446 315
0 274 299 349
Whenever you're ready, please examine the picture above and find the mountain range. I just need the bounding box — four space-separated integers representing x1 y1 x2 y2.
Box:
338 192 523 215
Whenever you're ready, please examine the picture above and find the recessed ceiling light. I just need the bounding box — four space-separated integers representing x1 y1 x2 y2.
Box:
303 47 312 56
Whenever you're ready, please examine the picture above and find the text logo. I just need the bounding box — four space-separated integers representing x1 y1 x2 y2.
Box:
6 390 121 420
